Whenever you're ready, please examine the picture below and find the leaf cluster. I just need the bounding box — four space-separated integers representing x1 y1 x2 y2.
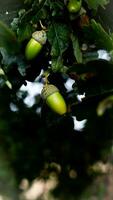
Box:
0 0 112 84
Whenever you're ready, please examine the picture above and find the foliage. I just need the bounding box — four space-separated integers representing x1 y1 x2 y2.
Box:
84 0 110 9
0 0 113 199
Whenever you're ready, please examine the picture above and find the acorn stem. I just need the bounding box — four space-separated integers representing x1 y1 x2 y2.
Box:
45 75 49 86
39 20 47 30
42 71 50 86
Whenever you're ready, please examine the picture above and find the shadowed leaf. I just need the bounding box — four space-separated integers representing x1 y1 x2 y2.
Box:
0 21 20 54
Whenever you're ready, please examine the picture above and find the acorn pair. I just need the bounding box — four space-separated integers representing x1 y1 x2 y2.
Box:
25 31 67 115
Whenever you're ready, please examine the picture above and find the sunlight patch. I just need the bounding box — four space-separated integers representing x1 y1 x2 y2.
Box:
64 78 75 92
72 116 87 131
19 81 43 107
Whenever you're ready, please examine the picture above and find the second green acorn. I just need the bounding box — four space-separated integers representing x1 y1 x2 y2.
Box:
41 84 67 115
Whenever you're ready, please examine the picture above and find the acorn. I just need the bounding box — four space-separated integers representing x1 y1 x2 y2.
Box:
67 0 82 13
41 84 67 115
25 30 47 60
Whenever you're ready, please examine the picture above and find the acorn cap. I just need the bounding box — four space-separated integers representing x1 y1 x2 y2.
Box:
41 84 59 100
32 30 47 45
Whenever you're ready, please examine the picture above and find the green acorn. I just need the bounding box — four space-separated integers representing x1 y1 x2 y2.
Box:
41 84 67 115
25 30 47 60
67 0 82 13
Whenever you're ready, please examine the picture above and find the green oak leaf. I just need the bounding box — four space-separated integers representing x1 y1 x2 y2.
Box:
51 57 64 72
47 22 70 57
90 19 113 51
71 33 83 63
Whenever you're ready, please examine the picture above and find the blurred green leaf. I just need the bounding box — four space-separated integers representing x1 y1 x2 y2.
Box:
0 21 20 54
0 68 12 89
85 0 110 10
97 95 113 116
24 0 34 4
